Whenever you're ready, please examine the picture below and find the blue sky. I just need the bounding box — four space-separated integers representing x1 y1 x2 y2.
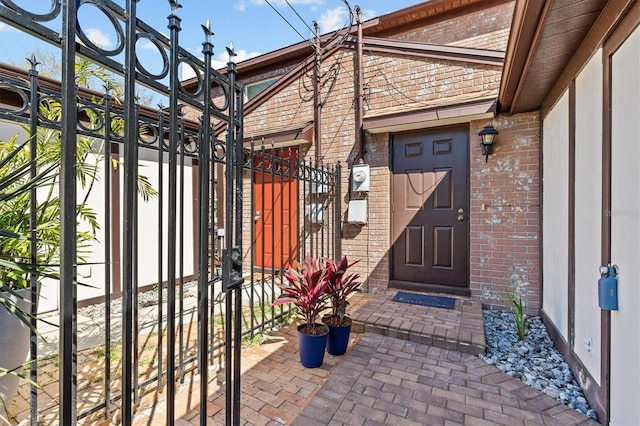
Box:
1 1 424 75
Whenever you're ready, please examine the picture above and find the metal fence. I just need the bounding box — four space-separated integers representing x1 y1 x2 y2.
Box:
0 1 340 425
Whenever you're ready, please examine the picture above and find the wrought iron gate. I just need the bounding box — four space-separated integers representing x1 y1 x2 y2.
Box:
0 2 342 425
0 1 246 424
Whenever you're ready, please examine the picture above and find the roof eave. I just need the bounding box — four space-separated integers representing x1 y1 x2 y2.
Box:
364 97 497 134
498 0 549 115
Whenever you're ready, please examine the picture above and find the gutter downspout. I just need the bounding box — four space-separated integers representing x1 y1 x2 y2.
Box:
355 6 365 163
313 21 322 164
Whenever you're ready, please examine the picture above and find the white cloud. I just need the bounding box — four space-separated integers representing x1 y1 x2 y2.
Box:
0 22 17 32
361 8 376 21
250 0 324 6
211 49 262 69
138 39 158 51
318 6 347 32
84 28 112 49
235 1 246 12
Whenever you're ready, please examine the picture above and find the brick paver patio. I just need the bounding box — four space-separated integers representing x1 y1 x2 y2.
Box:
162 291 598 425
5 291 599 425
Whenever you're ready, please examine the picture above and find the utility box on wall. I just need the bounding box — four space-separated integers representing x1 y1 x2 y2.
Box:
308 203 324 224
310 182 328 194
347 199 367 225
351 164 370 193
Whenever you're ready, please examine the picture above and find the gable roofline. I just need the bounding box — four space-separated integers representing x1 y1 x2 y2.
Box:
183 0 507 89
361 37 505 66
212 36 504 137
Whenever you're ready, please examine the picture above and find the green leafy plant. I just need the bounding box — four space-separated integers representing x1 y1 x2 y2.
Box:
323 255 361 327
506 282 526 341
1 101 156 379
272 255 330 335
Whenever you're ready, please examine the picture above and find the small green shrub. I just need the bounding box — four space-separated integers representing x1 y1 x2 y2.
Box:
506 282 527 341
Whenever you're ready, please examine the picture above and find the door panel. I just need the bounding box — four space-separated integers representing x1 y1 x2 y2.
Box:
254 149 298 270
391 127 469 288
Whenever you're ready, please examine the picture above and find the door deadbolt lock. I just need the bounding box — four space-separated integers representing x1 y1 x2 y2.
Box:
457 208 464 213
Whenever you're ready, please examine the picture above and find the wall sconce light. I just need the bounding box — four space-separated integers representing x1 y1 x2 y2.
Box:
478 124 498 162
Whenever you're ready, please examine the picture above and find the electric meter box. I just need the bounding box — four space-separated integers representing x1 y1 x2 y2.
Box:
351 164 370 192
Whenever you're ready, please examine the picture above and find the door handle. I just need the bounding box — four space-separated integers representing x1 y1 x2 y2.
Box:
457 214 465 221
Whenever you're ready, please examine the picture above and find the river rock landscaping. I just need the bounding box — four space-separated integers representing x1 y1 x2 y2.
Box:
480 310 598 421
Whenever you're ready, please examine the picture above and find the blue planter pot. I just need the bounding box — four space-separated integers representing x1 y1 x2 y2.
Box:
324 317 352 356
297 323 329 368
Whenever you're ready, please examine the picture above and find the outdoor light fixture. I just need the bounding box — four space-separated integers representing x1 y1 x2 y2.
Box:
478 124 498 162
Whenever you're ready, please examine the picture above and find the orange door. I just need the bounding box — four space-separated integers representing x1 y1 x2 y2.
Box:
254 148 298 270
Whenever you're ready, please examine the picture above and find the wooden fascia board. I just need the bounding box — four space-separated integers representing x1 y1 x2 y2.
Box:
363 98 497 133
362 37 504 66
540 0 637 118
498 0 549 114
243 122 314 148
371 0 457 27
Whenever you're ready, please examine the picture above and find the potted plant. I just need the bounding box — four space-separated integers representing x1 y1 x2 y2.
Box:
0 106 155 411
272 255 330 368
0 135 61 410
322 256 361 355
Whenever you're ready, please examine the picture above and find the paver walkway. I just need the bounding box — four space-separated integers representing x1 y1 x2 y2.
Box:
168 291 597 425
9 290 598 424
290 291 597 425
293 333 598 425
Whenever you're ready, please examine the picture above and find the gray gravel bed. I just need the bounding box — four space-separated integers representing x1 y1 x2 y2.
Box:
480 310 598 421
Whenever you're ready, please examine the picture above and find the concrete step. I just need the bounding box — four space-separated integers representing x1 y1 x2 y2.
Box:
348 291 486 355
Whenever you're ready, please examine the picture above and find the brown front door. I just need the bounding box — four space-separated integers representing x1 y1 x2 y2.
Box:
391 127 469 292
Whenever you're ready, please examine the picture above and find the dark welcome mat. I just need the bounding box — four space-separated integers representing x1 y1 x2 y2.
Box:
392 292 456 309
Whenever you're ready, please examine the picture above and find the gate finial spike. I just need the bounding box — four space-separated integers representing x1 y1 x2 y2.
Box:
226 42 236 63
202 18 213 43
102 81 113 96
26 53 40 69
169 0 182 15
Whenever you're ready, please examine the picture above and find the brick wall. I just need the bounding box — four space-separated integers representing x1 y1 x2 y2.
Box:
194 2 543 313
340 132 391 294
469 112 541 314
390 2 514 50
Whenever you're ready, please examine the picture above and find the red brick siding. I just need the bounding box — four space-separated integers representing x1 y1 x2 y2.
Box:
469 112 541 314
340 131 391 294
244 73 314 132
362 53 502 111
204 3 542 312
389 2 514 50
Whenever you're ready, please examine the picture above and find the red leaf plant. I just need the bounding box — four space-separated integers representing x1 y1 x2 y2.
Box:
272 254 330 335
323 256 361 327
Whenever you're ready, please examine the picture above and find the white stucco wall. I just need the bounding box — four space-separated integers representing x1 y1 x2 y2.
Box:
35 148 197 312
120 150 196 290
573 50 603 384
542 91 569 340
610 25 640 426
76 153 108 303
